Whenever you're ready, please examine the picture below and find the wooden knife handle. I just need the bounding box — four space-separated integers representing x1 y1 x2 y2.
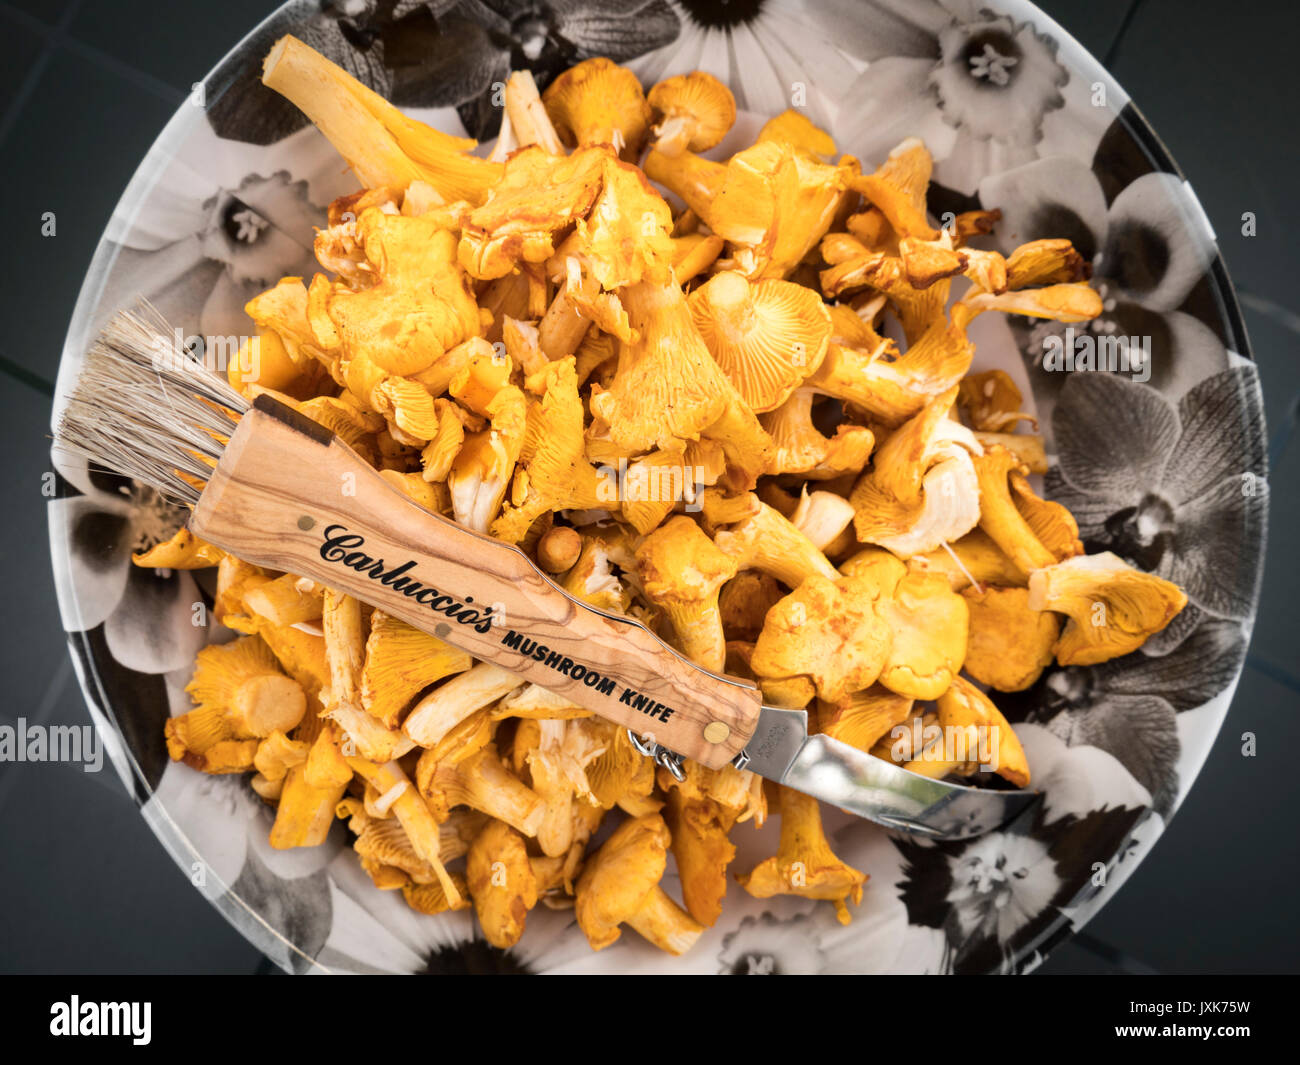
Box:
191 395 763 768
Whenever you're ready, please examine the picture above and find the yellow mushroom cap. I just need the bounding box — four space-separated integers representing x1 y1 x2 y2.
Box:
819 686 914 753
575 812 674 951
750 571 892 702
543 57 651 158
636 515 738 671
360 611 472 728
1028 552 1187 666
320 218 482 377
647 71 736 155
467 819 540 949
689 271 831 412
962 585 1059 692
172 635 307 768
757 109 837 162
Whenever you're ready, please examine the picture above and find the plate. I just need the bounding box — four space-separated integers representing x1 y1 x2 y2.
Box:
48 0 1267 974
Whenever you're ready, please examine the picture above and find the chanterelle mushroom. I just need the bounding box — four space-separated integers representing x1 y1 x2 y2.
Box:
574 813 704 955
543 57 651 159
313 208 482 377
848 137 938 242
359 611 471 728
466 819 540 949
906 676 1029 788
738 786 866 924
850 386 983 557
646 139 847 279
843 550 969 701
167 635 307 773
262 35 500 203
491 358 604 543
647 71 736 157
689 271 831 412
818 685 915 753
588 278 773 485
752 549 967 702
1028 552 1187 666
448 382 527 533
635 515 738 672
708 492 839 589
458 145 607 280
749 570 892 702
972 444 1058 575
962 585 1059 692
761 391 875 479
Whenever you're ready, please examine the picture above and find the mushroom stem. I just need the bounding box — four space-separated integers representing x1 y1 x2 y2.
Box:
505 70 564 154
973 447 1056 574
262 36 425 189
420 746 546 838
403 662 522 747
643 148 727 218
229 675 307 737
537 525 583 573
626 884 705 955
652 115 694 156
322 590 413 762
242 573 323 626
671 233 725 285
700 270 756 340
349 756 463 907
538 284 589 359
488 104 518 163
790 490 856 551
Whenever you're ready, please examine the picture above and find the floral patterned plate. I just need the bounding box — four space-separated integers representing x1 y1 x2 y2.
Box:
49 0 1267 974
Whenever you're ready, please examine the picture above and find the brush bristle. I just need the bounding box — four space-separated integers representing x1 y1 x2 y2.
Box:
54 303 250 507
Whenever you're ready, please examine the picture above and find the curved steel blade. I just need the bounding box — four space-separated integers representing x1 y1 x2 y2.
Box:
741 706 1039 840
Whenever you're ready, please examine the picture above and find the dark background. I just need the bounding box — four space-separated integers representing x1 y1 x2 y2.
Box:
0 0 1295 975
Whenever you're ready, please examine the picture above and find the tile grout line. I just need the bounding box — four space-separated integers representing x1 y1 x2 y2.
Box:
0 350 55 397
1237 289 1300 460
1101 0 1146 69
0 0 82 153
0 0 185 109
1244 656 1300 698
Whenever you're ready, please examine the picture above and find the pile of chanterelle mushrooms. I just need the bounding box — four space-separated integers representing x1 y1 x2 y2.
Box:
146 37 1187 955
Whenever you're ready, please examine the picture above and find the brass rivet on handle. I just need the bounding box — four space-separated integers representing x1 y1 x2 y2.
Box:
297 515 315 531
703 721 730 744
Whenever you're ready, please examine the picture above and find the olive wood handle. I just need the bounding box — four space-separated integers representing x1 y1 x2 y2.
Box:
191 395 762 768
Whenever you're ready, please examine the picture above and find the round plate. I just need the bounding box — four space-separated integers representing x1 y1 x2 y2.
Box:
49 0 1267 974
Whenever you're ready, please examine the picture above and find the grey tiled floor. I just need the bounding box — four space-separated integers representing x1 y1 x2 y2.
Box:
0 0 1295 974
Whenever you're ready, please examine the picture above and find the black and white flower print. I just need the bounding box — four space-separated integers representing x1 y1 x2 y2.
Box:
49 467 207 677
50 0 1268 974
1048 370 1266 623
894 793 1148 974
717 912 826 974
95 169 325 352
826 0 1111 191
143 767 336 973
980 157 1230 433
1002 619 1247 817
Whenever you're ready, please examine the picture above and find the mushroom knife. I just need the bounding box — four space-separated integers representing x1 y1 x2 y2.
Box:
57 310 1039 841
